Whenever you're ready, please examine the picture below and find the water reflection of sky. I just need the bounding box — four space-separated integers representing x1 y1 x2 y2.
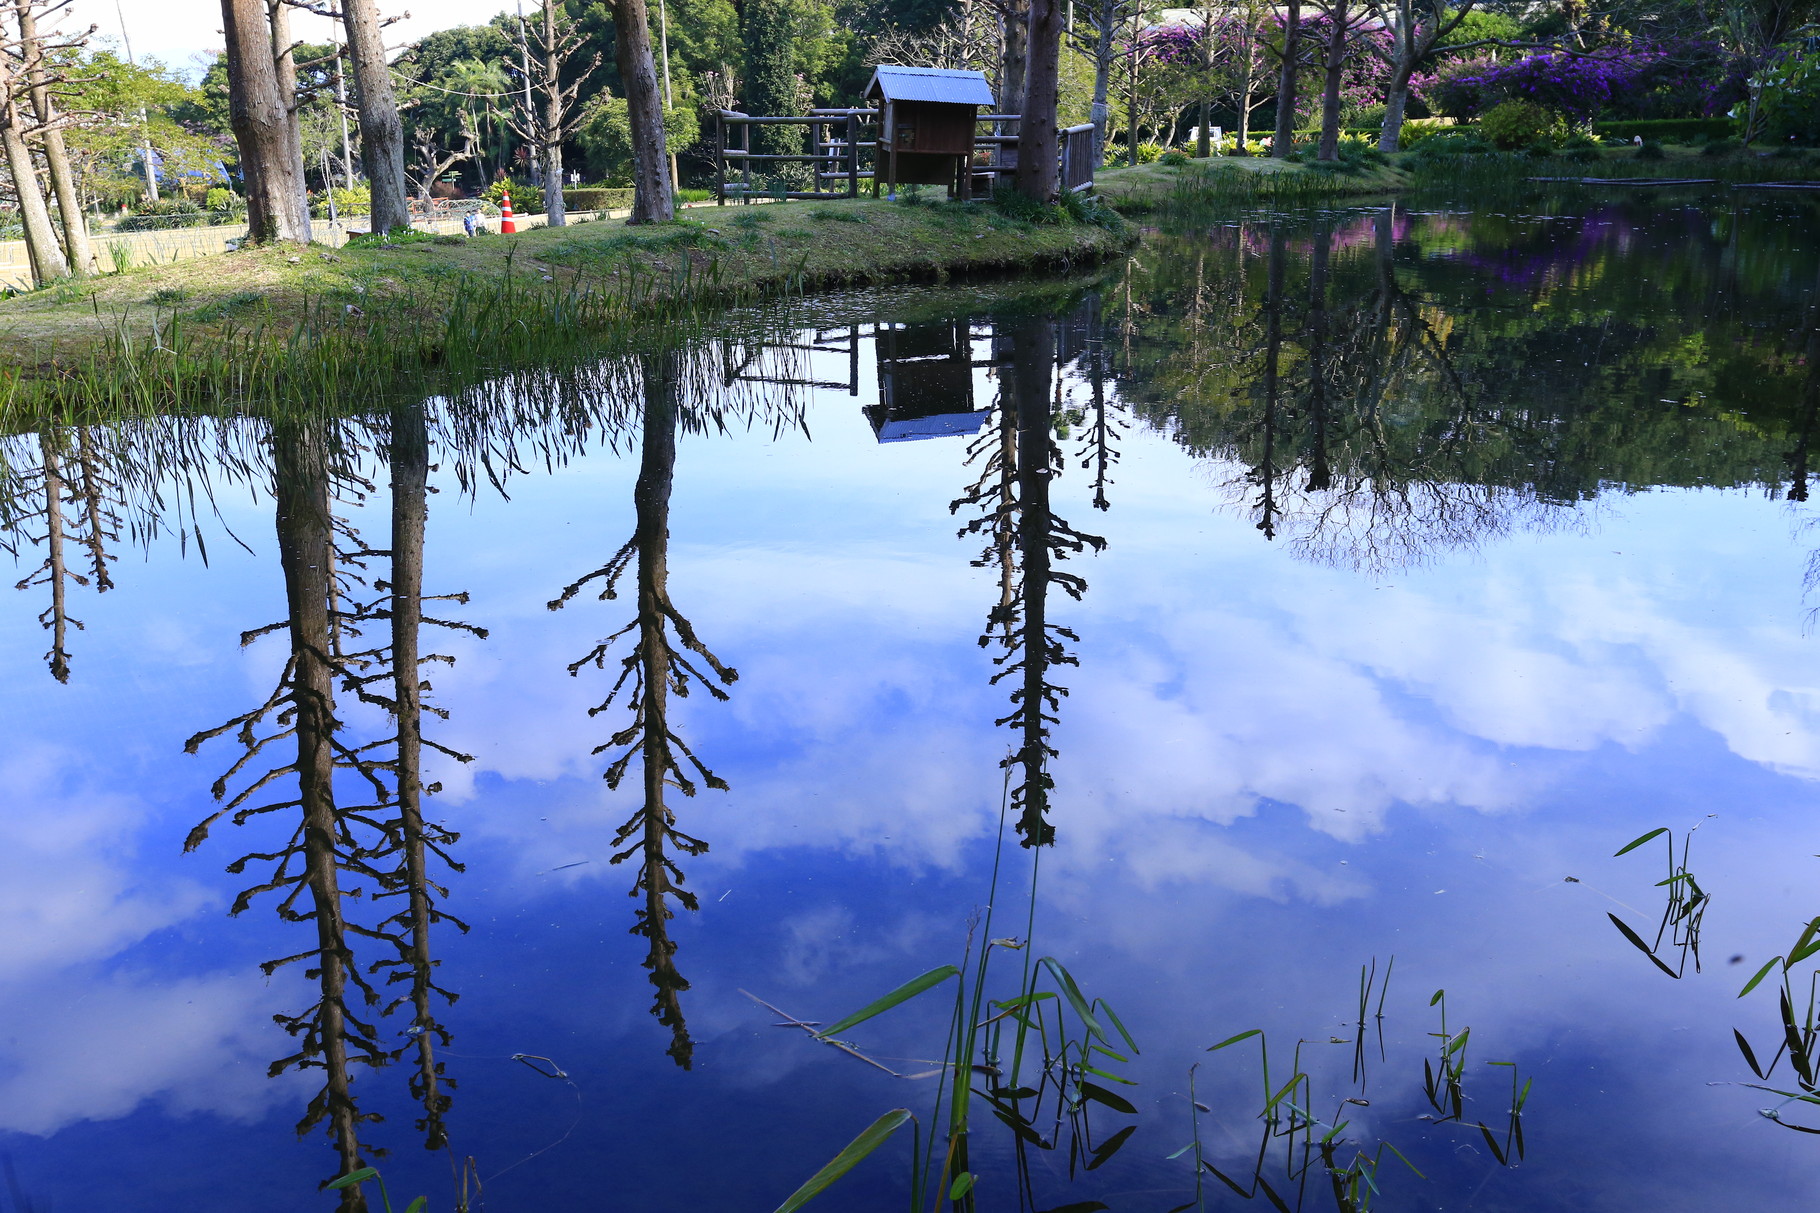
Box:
8 307 1820 1210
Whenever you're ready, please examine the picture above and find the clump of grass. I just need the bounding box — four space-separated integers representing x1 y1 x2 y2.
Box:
148 286 193 306
808 206 868 223
188 289 267 322
731 208 773 229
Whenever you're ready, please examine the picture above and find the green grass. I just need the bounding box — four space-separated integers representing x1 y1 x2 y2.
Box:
0 197 1134 425
1097 157 1408 212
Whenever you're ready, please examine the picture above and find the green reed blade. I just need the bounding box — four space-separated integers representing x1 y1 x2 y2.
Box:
1040 957 1106 1042
817 966 960 1040
1614 827 1668 857
327 1168 378 1189
1741 956 1784 998
772 1108 914 1213
1208 1029 1262 1052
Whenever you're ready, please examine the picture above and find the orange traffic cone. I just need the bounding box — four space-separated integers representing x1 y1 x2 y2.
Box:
500 190 517 234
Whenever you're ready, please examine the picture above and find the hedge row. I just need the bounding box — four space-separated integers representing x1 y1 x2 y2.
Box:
1591 118 1737 141
562 187 636 211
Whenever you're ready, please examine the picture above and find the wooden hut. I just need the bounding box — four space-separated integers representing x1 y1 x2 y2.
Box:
863 65 995 200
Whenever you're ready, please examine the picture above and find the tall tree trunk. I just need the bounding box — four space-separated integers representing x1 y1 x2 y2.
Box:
1378 70 1412 152
540 0 568 225
1090 14 1113 167
220 0 309 243
268 0 312 223
1271 0 1300 158
1236 47 1257 145
1316 4 1348 161
1014 0 1064 201
341 0 409 234
613 0 674 223
0 113 67 281
16 0 92 275
1001 0 1030 119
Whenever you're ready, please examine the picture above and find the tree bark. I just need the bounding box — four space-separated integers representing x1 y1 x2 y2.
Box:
267 0 312 217
1001 0 1030 119
1378 72 1411 152
1089 11 1113 168
220 0 309 243
341 0 410 234
1271 0 1300 158
1014 0 1063 201
15 0 92 275
0 113 67 281
1316 4 1348 161
612 0 674 223
539 0 567 225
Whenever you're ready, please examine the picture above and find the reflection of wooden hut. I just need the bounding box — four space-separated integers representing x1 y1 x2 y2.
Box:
864 321 989 442
863 66 995 200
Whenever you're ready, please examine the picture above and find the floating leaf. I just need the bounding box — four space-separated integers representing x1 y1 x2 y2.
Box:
773 1108 914 1213
818 967 960 1039
327 1169 378 1191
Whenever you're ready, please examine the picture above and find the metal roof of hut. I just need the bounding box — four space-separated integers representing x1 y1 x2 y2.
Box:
863 65 995 108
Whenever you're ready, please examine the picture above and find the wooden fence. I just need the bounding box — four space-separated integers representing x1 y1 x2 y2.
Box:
715 110 1096 203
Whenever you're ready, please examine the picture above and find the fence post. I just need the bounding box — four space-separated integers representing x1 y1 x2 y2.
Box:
715 112 727 205
846 114 859 198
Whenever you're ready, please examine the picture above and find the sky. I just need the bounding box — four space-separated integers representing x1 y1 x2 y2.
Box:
68 0 519 79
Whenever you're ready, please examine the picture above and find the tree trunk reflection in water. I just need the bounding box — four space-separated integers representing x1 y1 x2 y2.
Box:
13 428 118 683
183 412 482 1204
953 314 1105 848
550 351 736 1068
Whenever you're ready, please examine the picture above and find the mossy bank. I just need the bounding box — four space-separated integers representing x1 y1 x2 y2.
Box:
0 195 1134 421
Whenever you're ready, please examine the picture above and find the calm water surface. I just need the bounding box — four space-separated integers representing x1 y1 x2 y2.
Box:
5 194 1820 1212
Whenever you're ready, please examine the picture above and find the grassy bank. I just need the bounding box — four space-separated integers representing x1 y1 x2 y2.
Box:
0 194 1132 420
1098 142 1820 211
1097 158 1409 211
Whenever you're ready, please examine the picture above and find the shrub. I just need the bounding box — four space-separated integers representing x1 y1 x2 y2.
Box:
1159 149 1191 166
205 187 240 212
1478 100 1570 150
1132 141 1168 164
1634 141 1667 160
312 185 370 218
563 187 636 212
1404 129 1493 161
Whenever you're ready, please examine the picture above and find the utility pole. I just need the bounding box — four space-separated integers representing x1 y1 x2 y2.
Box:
659 0 678 189
516 0 536 181
114 0 159 201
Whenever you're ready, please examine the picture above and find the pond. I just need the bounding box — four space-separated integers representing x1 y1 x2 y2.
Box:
5 191 1820 1213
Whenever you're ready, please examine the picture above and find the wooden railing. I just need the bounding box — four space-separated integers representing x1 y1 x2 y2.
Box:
714 109 1096 203
715 109 877 203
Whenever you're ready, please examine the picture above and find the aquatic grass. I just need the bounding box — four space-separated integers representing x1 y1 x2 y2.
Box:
1607 823 1709 979
767 776 1140 1212
1189 968 1528 1212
